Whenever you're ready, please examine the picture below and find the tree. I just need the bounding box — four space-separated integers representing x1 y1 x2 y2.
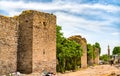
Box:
56 25 66 72
87 42 101 65
113 46 120 55
87 43 101 60
100 54 109 62
94 42 101 54
56 25 83 72
87 44 93 58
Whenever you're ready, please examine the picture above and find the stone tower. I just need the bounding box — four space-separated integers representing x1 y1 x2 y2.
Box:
108 45 110 60
17 10 56 74
68 35 87 68
0 15 17 75
0 10 56 75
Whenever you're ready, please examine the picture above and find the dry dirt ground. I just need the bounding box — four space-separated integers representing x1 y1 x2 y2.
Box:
18 64 120 76
57 64 120 76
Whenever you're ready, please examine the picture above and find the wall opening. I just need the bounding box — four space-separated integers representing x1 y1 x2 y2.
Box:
43 49 45 55
43 22 46 26
26 20 28 22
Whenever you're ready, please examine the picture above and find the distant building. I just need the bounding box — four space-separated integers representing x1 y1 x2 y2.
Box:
113 55 120 64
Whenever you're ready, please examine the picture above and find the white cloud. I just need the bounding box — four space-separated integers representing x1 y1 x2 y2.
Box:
0 0 120 16
111 32 120 35
0 1 120 31
55 12 118 34
0 0 120 55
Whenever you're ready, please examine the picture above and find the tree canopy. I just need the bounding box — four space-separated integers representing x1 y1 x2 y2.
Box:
94 42 101 54
87 42 101 59
112 46 120 55
56 25 82 73
56 25 101 72
100 54 109 62
87 44 94 58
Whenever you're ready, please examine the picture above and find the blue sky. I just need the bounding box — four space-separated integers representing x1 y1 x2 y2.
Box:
0 0 120 55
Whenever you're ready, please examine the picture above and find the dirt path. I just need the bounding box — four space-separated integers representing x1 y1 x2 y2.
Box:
12 64 120 76
57 64 120 76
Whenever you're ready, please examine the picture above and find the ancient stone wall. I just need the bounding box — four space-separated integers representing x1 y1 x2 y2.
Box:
0 10 56 75
68 35 87 68
17 11 33 74
17 10 56 74
32 11 56 73
87 57 94 66
94 48 99 64
0 15 17 75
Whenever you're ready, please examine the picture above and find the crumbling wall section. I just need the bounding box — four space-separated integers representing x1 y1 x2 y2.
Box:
68 35 87 68
94 48 99 64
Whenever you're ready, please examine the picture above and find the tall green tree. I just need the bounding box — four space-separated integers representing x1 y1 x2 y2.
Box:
87 42 101 65
56 25 82 73
87 44 93 58
113 46 120 55
87 43 100 60
56 25 66 72
94 42 101 54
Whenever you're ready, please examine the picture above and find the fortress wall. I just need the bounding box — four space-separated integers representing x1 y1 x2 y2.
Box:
32 11 56 73
17 10 56 74
68 35 87 68
0 10 56 74
0 16 17 75
17 11 33 74
94 48 99 64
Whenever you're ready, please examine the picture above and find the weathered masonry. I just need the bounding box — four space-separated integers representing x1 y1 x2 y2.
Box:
68 35 100 67
0 10 56 75
0 16 17 75
68 35 87 68
17 10 56 74
94 48 99 64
